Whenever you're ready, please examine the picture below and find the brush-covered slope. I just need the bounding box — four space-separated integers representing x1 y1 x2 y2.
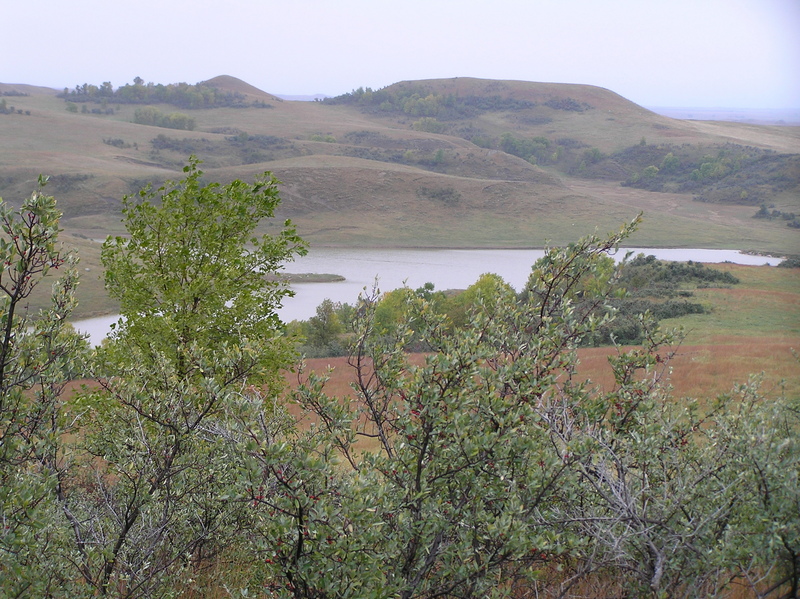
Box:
1 76 798 252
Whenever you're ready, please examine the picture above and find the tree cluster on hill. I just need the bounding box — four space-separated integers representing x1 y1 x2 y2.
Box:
465 129 799 205
618 143 800 205
323 85 538 120
58 77 270 109
133 106 196 130
322 87 798 210
754 204 800 228
1 169 797 598
467 130 800 207
0 98 30 116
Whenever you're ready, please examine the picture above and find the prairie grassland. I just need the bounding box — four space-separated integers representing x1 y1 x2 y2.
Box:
2 78 799 253
576 339 798 402
669 263 800 342
291 338 797 422
290 263 800 419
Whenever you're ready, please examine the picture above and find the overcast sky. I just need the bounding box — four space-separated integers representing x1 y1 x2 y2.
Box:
4 0 799 109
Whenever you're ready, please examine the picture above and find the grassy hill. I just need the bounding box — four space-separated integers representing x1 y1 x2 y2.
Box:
1 76 798 255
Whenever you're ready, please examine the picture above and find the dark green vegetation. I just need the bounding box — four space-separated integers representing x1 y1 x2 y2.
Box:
754 204 800 228
132 107 197 131
59 77 274 109
291 253 741 357
325 83 800 207
0 96 31 116
1 169 798 598
1 76 798 256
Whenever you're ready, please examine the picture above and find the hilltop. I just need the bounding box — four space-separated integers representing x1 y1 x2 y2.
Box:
0 75 798 254
199 75 282 102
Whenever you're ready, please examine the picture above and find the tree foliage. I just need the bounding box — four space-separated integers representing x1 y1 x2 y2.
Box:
59 78 259 109
1 177 797 597
0 181 88 596
133 106 196 130
54 158 308 595
324 85 535 120
0 160 305 596
230 217 799 598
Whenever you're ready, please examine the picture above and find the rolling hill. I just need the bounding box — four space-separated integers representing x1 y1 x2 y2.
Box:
1 75 798 254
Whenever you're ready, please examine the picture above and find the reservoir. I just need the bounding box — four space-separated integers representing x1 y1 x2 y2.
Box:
73 247 784 345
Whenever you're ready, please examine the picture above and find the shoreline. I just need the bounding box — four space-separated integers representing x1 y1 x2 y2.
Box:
301 243 790 258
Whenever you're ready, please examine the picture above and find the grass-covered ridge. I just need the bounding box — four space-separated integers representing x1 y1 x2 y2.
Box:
0 76 798 253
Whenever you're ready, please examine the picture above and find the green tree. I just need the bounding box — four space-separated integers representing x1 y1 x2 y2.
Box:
444 272 513 329
660 151 680 173
553 323 741 596
236 215 797 598
238 219 640 597
303 298 345 348
133 105 160 126
0 180 88 596
62 158 306 595
412 117 447 134
721 378 800 598
373 286 414 337
642 164 660 179
133 106 196 130
583 147 606 164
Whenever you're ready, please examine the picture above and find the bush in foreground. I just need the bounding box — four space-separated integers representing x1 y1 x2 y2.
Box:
1 173 797 598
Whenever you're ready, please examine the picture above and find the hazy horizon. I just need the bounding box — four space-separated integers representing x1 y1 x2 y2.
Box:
4 0 799 112
6 80 799 115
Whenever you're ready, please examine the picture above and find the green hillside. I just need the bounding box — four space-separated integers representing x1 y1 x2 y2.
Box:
1 76 798 254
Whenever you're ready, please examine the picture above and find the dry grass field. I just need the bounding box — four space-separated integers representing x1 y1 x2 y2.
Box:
289 263 800 422
290 338 797 424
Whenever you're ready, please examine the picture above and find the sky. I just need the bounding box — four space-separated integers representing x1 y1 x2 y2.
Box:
4 0 799 109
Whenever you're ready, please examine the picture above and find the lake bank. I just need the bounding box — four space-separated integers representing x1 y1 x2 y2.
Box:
72 248 785 345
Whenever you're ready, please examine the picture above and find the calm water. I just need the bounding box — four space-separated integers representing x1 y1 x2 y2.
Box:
73 248 783 345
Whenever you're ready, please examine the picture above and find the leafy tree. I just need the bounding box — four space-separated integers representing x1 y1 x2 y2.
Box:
133 105 161 126
236 219 640 597
0 180 88 596
412 117 447 134
134 106 196 130
3 182 796 598
660 151 680 173
59 158 306 595
642 164 660 178
553 324 745 597
303 298 345 347
583 147 606 164
373 286 415 337
721 378 800 598
444 272 513 329
235 215 797 598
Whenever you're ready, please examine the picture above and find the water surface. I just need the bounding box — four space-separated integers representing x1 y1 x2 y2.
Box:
73 248 783 345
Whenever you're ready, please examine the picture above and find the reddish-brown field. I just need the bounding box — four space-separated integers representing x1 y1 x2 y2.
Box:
290 337 798 411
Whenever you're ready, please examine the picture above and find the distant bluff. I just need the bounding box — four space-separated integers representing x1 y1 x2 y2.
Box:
199 75 281 102
377 77 657 116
